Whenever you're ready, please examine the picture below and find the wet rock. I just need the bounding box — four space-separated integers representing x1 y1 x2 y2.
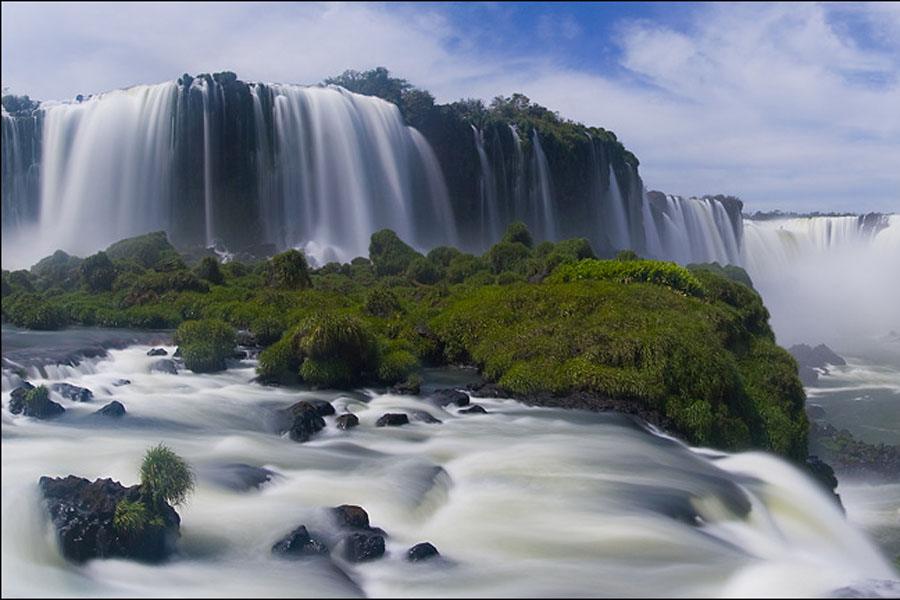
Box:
271 525 329 558
407 542 439 562
305 399 336 417
805 455 843 510
112 379 131 387
342 532 385 563
460 404 487 414
376 413 409 427
146 348 168 357
9 382 35 405
430 388 469 407
205 463 275 491
96 401 126 418
173 347 182 358
410 410 442 424
150 359 178 374
280 401 326 442
9 386 65 419
231 349 248 360
236 329 257 347
38 475 180 563
336 413 359 430
332 505 372 530
51 382 94 403
391 378 421 395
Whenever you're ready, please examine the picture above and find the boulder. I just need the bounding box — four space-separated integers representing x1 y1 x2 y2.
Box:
305 399 336 417
342 532 385 563
9 386 65 419
112 379 131 387
280 401 326 442
38 475 180 563
150 359 178 374
376 413 409 427
460 404 488 414
410 410 442 424
271 525 329 558
205 463 275 491
391 378 421 396
336 413 359 430
9 382 35 404
407 542 439 562
96 401 126 418
146 348 168 357
430 389 469 407
51 382 94 403
332 505 372 530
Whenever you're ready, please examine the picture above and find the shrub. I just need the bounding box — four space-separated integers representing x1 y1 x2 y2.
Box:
501 221 533 248
615 250 640 261
81 251 117 292
377 349 419 384
497 271 526 285
427 246 462 267
32 250 83 291
406 257 443 285
250 314 286 346
364 287 402 318
257 335 299 384
266 249 312 290
486 241 531 275
106 232 182 271
4 293 67 330
369 229 422 276
548 259 705 297
174 319 236 373
140 444 195 507
446 254 488 283
113 499 149 535
194 256 224 285
223 261 251 279
5 269 35 293
299 357 354 388
295 313 379 387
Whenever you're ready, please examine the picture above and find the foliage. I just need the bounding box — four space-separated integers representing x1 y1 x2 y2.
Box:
501 221 534 248
549 258 705 297
32 250 83 291
486 241 531 275
266 249 312 290
194 256 225 285
140 444 195 507
369 229 422 276
105 231 183 271
364 287 402 318
113 499 149 535
406 257 444 285
80 252 118 292
174 319 236 373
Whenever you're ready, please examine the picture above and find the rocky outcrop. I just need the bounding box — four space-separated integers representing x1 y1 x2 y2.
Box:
430 389 469 407
809 422 899 481
460 404 487 414
342 532 385 563
9 385 65 419
271 525 328 558
95 401 126 418
410 410 442 424
407 542 440 562
147 348 168 356
789 343 846 386
150 359 178 374
50 382 94 403
38 475 180 563
376 413 409 427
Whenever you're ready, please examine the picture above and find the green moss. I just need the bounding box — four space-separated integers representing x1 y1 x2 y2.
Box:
377 348 419 384
106 231 182 271
174 319 236 373
114 499 149 535
257 336 299 384
446 254 488 283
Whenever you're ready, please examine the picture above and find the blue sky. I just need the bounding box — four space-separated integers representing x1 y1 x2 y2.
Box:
2 2 898 212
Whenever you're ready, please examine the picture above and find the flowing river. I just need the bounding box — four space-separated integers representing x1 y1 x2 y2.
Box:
1 328 897 597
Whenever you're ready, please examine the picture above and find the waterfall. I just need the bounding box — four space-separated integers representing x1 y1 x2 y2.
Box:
644 194 742 265
508 125 528 223
531 130 557 241
606 165 632 250
0 79 458 268
472 125 500 244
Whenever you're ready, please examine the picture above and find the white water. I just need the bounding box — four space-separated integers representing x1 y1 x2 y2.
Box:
472 126 500 244
2 342 896 597
531 130 557 242
647 194 742 265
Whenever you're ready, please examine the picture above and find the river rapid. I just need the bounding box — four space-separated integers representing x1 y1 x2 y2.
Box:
1 328 897 597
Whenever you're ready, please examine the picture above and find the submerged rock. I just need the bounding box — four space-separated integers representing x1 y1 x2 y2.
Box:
205 463 275 491
150 359 178 374
112 379 131 387
336 413 359 430
280 401 326 442
146 347 168 357
430 388 469 407
407 542 439 562
410 410 442 424
9 382 35 404
342 532 385 563
38 475 180 563
460 404 487 414
305 399 336 417
376 413 409 427
50 382 94 403
391 377 421 396
272 525 329 558
96 401 126 418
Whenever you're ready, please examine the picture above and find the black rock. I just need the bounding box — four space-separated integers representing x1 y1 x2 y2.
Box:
231 349 248 360
460 404 488 414
342 532 385 563
150 359 178 374
789 343 846 369
9 386 65 419
805 455 843 509
407 542 439 562
146 348 168 357
205 463 275 491
410 410 442 424
332 505 372 530
305 399 336 417
38 475 180 563
376 413 409 427
9 382 35 405
391 378 421 395
431 389 469 407
51 382 94 403
336 413 359 430
280 401 326 442
173 347 182 358
96 401 126 418
112 379 131 387
272 525 329 558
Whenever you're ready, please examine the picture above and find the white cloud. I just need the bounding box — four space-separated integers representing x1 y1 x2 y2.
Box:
1 2 898 212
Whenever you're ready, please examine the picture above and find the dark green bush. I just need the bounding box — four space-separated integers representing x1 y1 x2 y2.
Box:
364 287 402 318
377 348 419 384
501 221 533 248
257 335 299 384
549 259 705 297
446 254 488 283
369 229 422 276
81 251 117 292
406 257 444 285
427 246 462 267
266 249 312 290
174 319 236 373
32 250 83 290
487 241 531 275
106 231 183 271
194 256 224 285
3 293 67 330
250 314 286 347
140 444 194 507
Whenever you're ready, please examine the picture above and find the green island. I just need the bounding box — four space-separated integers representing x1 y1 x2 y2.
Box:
1 223 807 462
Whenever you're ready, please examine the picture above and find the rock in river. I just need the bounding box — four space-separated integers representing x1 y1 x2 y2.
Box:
50 382 94 403
95 401 126 418
407 542 440 562
272 525 329 558
376 413 409 427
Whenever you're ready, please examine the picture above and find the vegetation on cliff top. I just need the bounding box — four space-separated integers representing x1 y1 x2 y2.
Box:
1 225 807 459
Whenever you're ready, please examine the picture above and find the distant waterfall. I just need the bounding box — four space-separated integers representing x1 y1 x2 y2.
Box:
0 78 459 267
644 193 743 265
530 130 557 242
472 125 500 244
